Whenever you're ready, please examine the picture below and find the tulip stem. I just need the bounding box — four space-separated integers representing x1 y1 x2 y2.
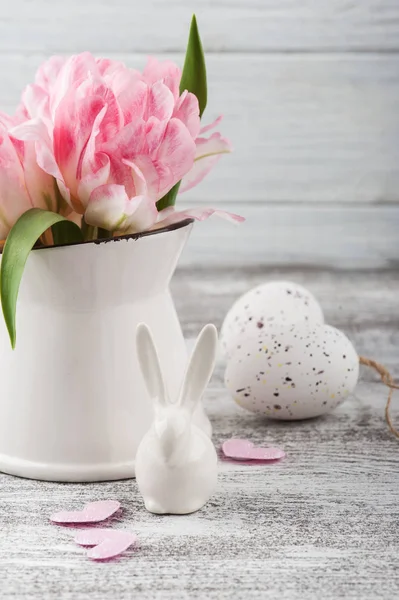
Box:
82 222 97 241
81 221 111 241
97 227 111 240
157 181 181 211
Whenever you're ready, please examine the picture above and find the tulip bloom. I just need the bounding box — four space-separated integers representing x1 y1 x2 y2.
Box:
0 114 76 239
11 53 238 233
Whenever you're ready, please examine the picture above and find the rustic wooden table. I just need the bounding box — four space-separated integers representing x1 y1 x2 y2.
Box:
1 265 398 599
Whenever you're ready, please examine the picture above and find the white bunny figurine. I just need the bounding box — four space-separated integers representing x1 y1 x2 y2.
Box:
135 322 219 515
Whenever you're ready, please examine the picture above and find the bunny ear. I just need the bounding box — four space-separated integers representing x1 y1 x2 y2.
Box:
178 324 218 414
136 323 167 406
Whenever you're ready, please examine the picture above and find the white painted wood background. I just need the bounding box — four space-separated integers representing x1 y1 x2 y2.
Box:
0 0 397 265
0 6 398 597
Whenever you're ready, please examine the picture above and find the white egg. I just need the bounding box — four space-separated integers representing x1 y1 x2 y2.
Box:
224 322 359 420
220 281 324 358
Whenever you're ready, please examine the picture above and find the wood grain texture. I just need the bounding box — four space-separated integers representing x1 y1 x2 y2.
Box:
0 0 398 53
0 53 398 204
180 204 399 269
0 266 398 599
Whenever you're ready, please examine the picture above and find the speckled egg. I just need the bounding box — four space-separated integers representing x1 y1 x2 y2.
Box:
224 322 359 420
220 281 324 358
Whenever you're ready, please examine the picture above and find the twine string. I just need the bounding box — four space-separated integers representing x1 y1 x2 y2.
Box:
359 356 399 439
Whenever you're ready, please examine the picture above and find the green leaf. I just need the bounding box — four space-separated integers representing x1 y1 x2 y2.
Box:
1 208 83 349
156 182 181 211
52 219 84 245
180 14 207 117
156 15 207 211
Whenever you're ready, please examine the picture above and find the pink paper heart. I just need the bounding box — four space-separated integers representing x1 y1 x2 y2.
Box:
50 500 121 524
248 447 285 460
74 529 137 560
222 438 285 461
222 439 254 459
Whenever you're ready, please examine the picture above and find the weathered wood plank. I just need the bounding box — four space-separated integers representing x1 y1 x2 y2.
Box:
0 53 398 204
0 0 398 53
172 266 399 376
179 204 399 269
0 267 398 599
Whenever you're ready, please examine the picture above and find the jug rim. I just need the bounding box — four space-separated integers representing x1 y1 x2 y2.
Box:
32 218 194 252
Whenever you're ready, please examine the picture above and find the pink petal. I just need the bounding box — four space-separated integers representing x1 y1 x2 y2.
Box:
145 117 168 156
100 119 146 163
49 52 101 119
116 79 148 125
11 118 50 144
10 118 59 185
195 132 233 159
0 129 33 237
123 195 158 233
74 528 137 561
56 179 71 206
21 141 59 213
147 81 174 122
179 154 221 194
180 133 232 193
87 83 124 146
158 207 244 227
53 92 107 203
85 184 158 233
222 438 285 461
21 84 49 121
173 91 200 139
143 57 181 100
50 500 121 524
249 448 286 460
85 184 130 230
100 62 146 126
96 56 130 78
77 152 110 206
35 55 66 92
155 118 196 197
199 115 224 135
100 120 146 197
222 439 254 459
77 105 111 205
122 159 148 197
130 154 165 199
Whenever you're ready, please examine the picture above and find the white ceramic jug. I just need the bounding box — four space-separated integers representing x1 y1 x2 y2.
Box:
0 219 211 482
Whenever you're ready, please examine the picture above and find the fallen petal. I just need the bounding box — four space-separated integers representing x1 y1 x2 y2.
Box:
222 438 285 461
248 447 286 461
75 528 137 560
50 500 121 524
222 439 254 459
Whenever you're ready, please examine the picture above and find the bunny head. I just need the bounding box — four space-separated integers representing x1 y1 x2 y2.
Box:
136 323 218 461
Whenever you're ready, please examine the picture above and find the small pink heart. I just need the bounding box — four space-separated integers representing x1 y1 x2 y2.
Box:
222 439 253 459
75 529 137 560
50 500 121 524
248 447 285 460
222 439 285 461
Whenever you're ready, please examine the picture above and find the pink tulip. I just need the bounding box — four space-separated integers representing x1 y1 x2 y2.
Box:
11 53 235 233
0 112 76 239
